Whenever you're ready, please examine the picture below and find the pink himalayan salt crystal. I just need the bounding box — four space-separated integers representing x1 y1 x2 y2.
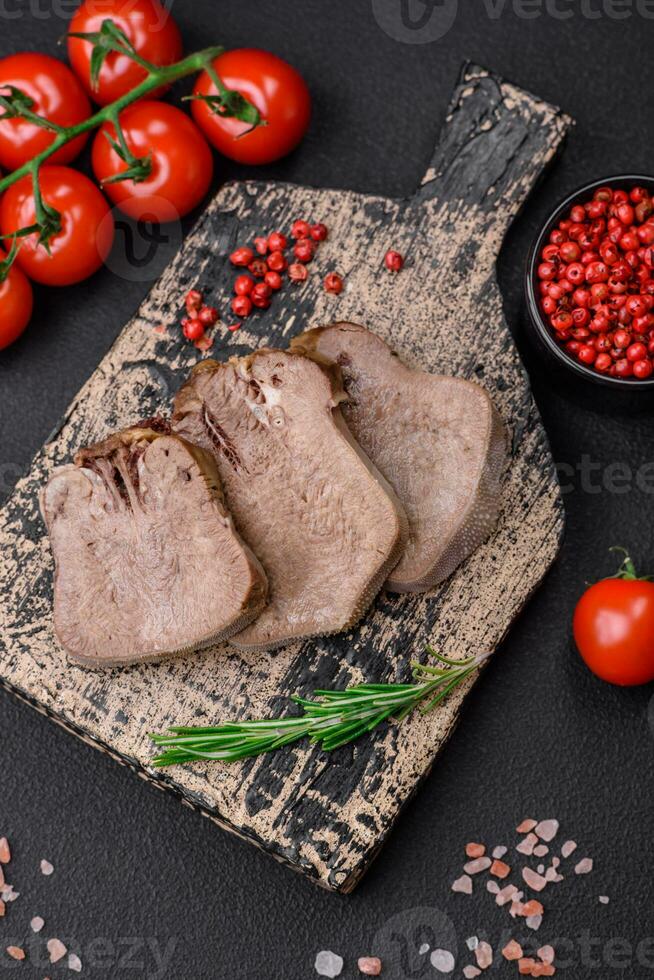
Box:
535 820 559 843
526 915 543 930
503 940 523 961
493 846 508 859
487 880 500 895
517 833 539 856
69 953 83 973
452 875 473 894
491 860 511 879
466 843 486 858
522 867 548 892
533 845 549 857
552 857 560 868
6 946 25 961
537 865 545 875
464 857 491 875
0 838 10 864
0 900 4 918
496 884 518 906
358 958 382 976
40 860 54 876
599 895 610 905
430 949 455 973
466 937 479 951
31 916 44 933
1 885 18 902
561 840 577 859
47 939 67 964
538 945 555 964
575 858 593 875
475 941 493 969
463 968 481 979
517 819 537 833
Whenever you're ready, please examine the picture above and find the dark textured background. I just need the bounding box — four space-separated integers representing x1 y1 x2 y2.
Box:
1 2 654 978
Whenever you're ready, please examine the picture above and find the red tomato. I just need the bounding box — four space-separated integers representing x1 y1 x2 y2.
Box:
573 551 654 686
0 166 114 286
0 53 91 171
191 49 311 165
0 249 33 350
67 0 183 106
92 101 213 222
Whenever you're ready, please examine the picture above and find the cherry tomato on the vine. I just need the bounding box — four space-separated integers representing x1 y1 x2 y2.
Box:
92 101 213 222
0 166 114 286
191 48 311 165
67 0 183 106
573 549 654 686
0 249 33 350
0 54 91 171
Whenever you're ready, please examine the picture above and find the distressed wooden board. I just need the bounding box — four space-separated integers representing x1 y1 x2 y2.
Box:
0 64 570 892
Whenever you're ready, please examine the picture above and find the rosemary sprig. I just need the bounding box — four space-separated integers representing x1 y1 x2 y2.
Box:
148 649 489 767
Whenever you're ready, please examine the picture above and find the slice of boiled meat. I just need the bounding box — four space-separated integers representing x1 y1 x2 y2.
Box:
41 421 267 666
291 323 507 592
173 349 408 651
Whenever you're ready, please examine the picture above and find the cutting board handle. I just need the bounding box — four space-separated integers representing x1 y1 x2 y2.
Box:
415 62 572 245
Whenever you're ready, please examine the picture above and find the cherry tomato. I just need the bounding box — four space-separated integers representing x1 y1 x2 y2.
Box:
68 0 183 106
191 48 311 165
573 550 654 686
0 54 91 171
0 248 33 350
91 101 212 222
0 166 114 286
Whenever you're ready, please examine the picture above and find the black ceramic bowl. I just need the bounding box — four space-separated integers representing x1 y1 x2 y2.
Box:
525 174 654 396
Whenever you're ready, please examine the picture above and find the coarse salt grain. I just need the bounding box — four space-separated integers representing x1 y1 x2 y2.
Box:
517 833 539 856
517 820 537 834
575 858 593 875
2 886 18 902
521 900 544 917
68 953 82 973
535 820 559 843
47 939 67 964
466 843 486 858
464 857 491 875
6 946 25 960
522 867 548 892
452 875 473 894
492 846 508 859
491 859 511 879
533 845 549 857
357 957 381 976
599 895 609 904
536 864 545 875
0 901 4 917
0 839 10 864
519 958 537 975
487 880 500 894
538 945 555 964
430 948 455 973
463 967 481 979
419 944 430 955
31 916 44 933
526 915 543 930
503 940 523 961
40 860 54 876
496 884 518 906
561 840 577 859
475 941 493 969
466 937 479 951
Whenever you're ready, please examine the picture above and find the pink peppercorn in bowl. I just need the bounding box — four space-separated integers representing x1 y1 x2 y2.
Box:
526 175 654 394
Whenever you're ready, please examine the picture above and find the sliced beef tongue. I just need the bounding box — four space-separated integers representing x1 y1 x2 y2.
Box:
173 349 408 651
291 323 508 592
41 423 267 667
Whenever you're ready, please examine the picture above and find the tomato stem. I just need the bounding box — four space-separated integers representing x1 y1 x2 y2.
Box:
0 30 262 246
608 546 653 582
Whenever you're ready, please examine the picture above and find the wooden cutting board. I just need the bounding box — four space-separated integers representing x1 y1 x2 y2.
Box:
0 64 570 892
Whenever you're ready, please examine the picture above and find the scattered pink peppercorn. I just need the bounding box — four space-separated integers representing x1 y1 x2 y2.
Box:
384 249 404 272
229 246 254 267
231 295 252 317
324 272 343 294
183 317 205 341
291 219 311 239
310 222 328 242
293 238 315 263
288 262 309 282
253 236 268 255
267 231 288 251
198 306 218 327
